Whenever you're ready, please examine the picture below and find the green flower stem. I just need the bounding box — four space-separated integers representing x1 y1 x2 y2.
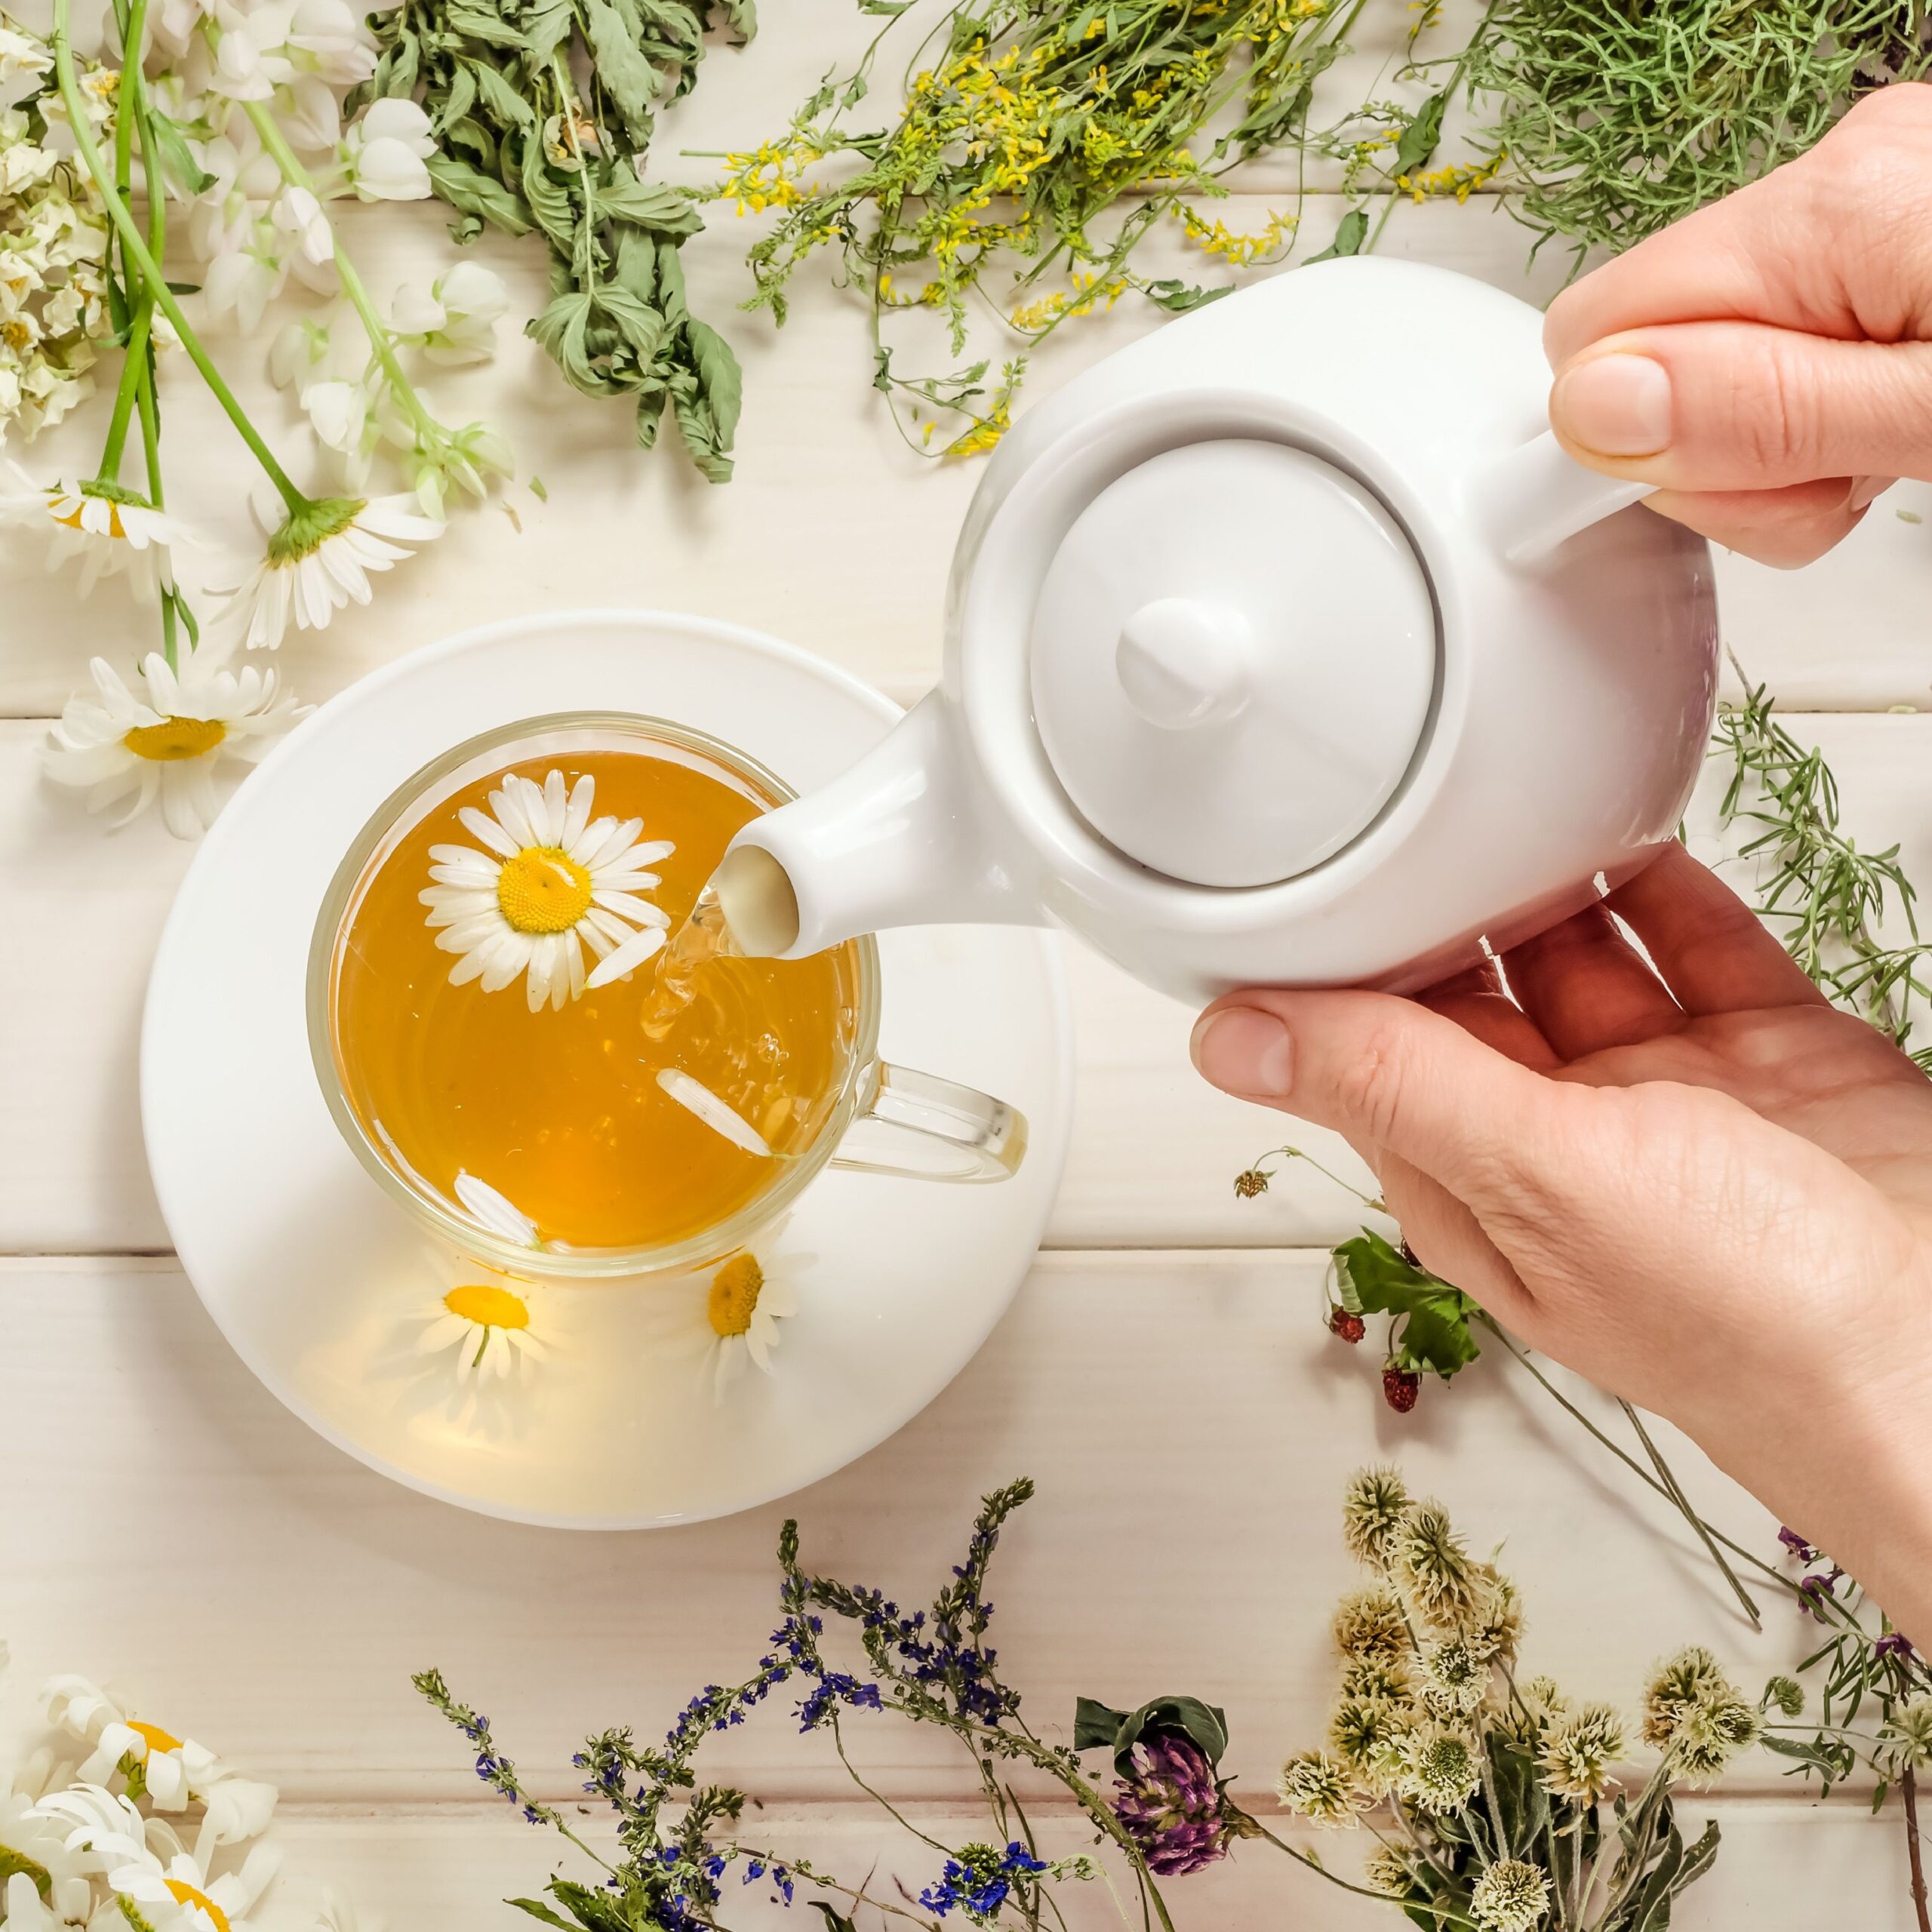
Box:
1244 1816 1479 1923
241 97 441 447
93 0 153 481
1618 1397 1761 1631
50 0 309 515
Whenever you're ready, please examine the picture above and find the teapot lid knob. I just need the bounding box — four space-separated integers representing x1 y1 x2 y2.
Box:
1114 598 1255 730
1028 438 1436 889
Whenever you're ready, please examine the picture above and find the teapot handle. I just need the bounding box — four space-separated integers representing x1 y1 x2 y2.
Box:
1479 429 1656 568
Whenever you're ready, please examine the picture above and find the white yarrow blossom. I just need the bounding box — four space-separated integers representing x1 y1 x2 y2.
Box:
339 97 434 200
1 464 181 601
42 652 306 838
419 768 675 1011
223 492 443 650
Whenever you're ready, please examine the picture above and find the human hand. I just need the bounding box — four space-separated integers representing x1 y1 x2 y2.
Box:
1190 846 1932 1647
1543 83 1932 566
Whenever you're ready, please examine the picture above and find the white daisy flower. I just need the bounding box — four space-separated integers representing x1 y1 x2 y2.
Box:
414 1269 549 1383
223 493 443 651
43 653 305 839
645 1224 811 1404
41 1683 275 1857
110 1827 280 1932
1 1778 94 1927
419 768 674 1012
1 463 182 601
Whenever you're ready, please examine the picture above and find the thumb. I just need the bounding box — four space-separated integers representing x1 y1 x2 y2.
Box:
1548 321 1932 494
1190 990 1571 1211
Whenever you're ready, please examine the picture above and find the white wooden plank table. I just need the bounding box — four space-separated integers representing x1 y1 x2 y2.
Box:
2 9 1929 1925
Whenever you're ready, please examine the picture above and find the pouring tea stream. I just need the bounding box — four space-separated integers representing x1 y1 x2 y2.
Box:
715 256 1718 1007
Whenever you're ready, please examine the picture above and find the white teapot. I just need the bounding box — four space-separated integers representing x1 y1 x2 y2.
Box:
716 256 1718 1005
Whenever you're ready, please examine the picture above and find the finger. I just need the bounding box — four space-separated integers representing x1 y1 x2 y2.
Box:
1547 324 1932 494
1372 1150 1537 1331
1502 903 1683 1060
1190 989 1569 1208
1605 844 1830 1016
1643 478 1883 570
1544 85 1932 364
1417 960 1562 1072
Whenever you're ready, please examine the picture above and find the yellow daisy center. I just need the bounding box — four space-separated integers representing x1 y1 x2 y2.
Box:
444 1283 531 1331
124 717 225 762
497 845 593 934
127 1720 183 1755
53 498 125 537
165 1881 230 1932
707 1254 764 1337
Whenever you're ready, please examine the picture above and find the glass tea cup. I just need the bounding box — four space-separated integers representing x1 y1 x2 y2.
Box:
306 713 1028 1278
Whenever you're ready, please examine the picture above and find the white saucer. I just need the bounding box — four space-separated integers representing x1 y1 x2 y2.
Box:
142 612 1073 1528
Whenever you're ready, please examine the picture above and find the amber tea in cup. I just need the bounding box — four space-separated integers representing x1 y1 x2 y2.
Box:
310 715 1026 1277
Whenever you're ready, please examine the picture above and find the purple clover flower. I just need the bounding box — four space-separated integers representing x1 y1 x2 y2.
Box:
1112 1734 1232 1877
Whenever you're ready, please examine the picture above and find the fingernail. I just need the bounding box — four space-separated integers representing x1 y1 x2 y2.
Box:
1551 352 1673 457
1191 1007 1294 1097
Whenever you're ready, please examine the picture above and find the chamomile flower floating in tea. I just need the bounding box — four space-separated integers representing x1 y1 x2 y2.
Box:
648 1226 810 1402
1 465 182 601
42 653 306 838
656 1067 771 1157
453 1171 541 1248
416 1276 547 1383
420 768 675 1012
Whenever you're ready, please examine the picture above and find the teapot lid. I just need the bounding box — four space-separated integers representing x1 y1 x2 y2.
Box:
1029 438 1435 888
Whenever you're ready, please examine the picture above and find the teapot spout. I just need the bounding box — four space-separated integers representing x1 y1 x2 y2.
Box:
714 691 1033 959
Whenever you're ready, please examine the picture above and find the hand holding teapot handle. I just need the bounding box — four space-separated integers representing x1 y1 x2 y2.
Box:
1543 83 1932 568
1191 97 1932 1651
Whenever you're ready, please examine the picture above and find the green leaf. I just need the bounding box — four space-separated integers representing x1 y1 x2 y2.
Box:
508 1903 581 1932
1140 278 1232 314
1307 206 1369 262
444 3 527 45
685 316 741 448
519 134 580 251
435 60 478 131
598 174 703 235
1331 1231 1481 1379
1392 91 1447 176
528 290 605 392
583 0 663 143
148 112 214 195
427 152 533 235
805 1907 857 1932
1073 1694 1229 1777
595 285 666 362
467 57 537 126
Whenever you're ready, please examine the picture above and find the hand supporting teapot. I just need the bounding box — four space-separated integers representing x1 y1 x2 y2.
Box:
718 256 1718 1006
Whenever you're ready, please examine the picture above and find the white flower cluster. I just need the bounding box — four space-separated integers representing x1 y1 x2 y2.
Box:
0 33 110 446
0 1640 364 1932
160 0 439 328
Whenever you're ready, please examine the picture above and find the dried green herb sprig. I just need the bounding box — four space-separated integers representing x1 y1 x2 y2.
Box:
1466 0 1932 257
1715 672 1932 1069
355 0 752 477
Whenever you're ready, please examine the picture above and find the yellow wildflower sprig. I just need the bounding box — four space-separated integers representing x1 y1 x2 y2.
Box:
703 0 1491 457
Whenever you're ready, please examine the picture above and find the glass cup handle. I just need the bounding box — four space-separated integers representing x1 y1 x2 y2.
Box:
829 1060 1028 1184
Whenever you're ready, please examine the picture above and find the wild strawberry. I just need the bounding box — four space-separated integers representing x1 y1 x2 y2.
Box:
1382 1364 1421 1413
1328 1306 1367 1345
